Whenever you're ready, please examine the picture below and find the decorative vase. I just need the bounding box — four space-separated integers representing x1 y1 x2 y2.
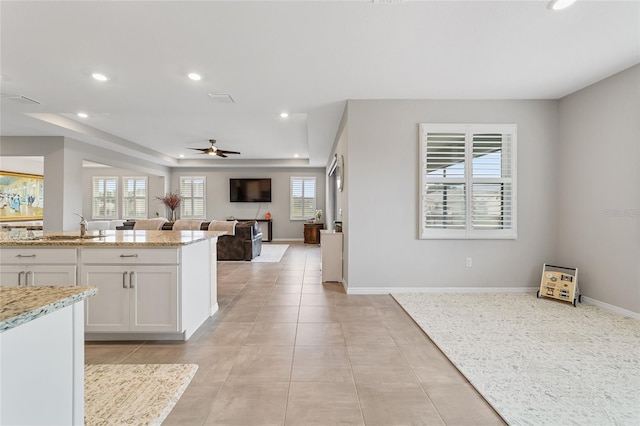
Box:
170 209 176 222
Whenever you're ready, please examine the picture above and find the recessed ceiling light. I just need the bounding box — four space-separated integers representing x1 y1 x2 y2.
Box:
280 112 289 118
91 73 109 82
548 0 577 10
179 154 185 158
294 154 299 158
77 112 89 118
188 73 202 81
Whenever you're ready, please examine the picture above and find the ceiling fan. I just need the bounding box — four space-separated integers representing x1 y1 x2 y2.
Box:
188 139 240 158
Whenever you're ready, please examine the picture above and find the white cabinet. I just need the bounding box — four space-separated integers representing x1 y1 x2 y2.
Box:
1 301 86 425
0 248 77 287
82 265 178 333
80 248 180 334
320 230 343 282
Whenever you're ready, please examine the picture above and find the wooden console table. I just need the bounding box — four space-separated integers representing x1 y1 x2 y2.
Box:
304 223 324 244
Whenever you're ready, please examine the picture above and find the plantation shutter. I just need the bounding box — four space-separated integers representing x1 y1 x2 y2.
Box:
180 177 206 219
471 130 514 232
422 127 467 234
290 177 316 220
92 177 117 219
122 177 147 219
420 124 517 239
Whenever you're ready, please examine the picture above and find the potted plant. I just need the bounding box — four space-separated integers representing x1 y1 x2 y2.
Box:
156 191 181 222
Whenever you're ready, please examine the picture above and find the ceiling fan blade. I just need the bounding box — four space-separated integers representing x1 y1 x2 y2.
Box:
216 149 241 155
216 152 228 158
188 147 210 153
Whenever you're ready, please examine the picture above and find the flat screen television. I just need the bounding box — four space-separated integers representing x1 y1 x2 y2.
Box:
230 178 272 202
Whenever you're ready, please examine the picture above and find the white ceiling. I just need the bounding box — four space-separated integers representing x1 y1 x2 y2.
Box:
1 1 638 168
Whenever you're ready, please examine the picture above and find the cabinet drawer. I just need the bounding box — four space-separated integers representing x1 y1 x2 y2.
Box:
80 248 179 265
0 248 77 264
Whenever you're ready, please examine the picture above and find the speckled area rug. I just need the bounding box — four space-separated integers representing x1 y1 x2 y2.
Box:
85 363 198 426
392 293 640 426
251 244 289 263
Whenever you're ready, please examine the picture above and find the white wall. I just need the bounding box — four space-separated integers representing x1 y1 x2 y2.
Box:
344 99 559 290
556 65 640 314
170 167 326 240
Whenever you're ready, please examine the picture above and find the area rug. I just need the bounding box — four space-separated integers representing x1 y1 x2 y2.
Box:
252 244 289 263
85 363 198 426
392 292 640 426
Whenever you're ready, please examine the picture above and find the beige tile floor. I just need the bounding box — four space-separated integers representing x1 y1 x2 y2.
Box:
85 243 506 426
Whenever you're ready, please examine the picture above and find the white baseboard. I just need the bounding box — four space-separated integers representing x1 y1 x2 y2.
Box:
346 286 538 295
270 238 303 242
581 296 640 320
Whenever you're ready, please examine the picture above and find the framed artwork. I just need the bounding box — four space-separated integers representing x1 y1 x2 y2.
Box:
0 171 44 222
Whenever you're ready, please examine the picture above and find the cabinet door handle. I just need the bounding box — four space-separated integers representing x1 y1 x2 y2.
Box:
18 271 25 286
119 254 138 258
26 271 33 286
129 271 135 288
15 254 36 258
123 271 129 288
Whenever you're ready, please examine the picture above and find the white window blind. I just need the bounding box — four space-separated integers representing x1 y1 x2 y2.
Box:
420 124 517 239
92 177 117 219
180 176 206 219
290 176 316 220
122 177 148 219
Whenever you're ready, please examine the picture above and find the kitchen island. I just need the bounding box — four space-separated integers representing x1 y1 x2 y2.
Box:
0 229 224 341
0 286 97 425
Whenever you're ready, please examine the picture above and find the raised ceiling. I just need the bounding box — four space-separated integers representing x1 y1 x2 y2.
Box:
1 1 638 168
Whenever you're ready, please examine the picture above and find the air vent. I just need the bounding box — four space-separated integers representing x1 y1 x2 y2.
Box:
207 93 235 104
0 94 42 105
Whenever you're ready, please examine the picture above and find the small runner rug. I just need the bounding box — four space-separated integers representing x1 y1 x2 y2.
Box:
392 292 640 426
85 363 198 426
252 244 289 263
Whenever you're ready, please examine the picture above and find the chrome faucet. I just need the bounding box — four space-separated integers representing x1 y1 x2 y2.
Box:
75 213 87 236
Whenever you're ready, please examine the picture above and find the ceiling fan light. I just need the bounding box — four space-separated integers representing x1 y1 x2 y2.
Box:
548 0 577 10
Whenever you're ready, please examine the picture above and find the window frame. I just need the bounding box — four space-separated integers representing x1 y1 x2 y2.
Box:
419 123 517 240
91 176 118 219
121 176 148 219
179 176 206 219
290 176 317 221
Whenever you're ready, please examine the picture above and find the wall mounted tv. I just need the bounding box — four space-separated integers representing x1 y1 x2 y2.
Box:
229 178 272 203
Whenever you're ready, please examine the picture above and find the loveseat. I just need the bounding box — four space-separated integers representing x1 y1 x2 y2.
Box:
118 219 262 261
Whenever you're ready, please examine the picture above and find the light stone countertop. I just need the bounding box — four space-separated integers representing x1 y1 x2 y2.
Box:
0 229 226 247
0 286 97 332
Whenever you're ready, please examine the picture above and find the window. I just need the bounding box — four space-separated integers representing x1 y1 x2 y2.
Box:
179 176 206 219
92 177 117 219
420 124 517 239
122 177 148 219
290 176 316 220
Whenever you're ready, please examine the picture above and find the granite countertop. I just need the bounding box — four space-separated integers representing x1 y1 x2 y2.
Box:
0 230 226 247
0 286 97 333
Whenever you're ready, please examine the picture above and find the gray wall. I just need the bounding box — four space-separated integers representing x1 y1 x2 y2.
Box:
81 167 165 220
556 65 640 313
1 136 170 230
170 167 326 240
343 99 559 290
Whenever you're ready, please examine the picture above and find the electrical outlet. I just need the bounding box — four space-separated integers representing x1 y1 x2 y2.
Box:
466 257 472 267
